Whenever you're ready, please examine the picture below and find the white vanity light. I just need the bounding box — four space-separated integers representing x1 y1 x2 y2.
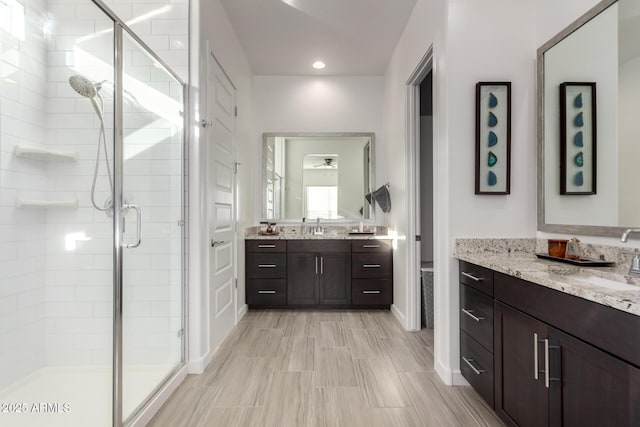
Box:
312 61 326 69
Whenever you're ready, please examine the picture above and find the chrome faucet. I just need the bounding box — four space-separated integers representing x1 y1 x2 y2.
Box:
621 228 640 243
313 217 324 235
620 229 640 275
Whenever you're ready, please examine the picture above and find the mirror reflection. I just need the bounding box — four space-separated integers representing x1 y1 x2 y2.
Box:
263 133 374 221
540 0 640 233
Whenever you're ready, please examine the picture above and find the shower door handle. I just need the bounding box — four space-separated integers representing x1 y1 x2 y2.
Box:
123 204 142 248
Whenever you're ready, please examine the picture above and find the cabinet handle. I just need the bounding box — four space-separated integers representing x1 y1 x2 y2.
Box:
461 272 483 282
321 257 324 274
362 244 381 248
363 264 381 268
362 290 381 294
544 339 555 388
461 309 484 322
258 290 276 294
315 256 318 274
258 244 276 248
258 264 276 268
462 356 485 375
534 333 539 380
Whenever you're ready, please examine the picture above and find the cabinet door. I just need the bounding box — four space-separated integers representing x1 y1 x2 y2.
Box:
495 301 549 427
287 253 318 305
549 327 640 427
319 253 351 305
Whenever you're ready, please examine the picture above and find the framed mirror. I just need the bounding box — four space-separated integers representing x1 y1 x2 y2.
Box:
538 0 640 236
262 133 375 221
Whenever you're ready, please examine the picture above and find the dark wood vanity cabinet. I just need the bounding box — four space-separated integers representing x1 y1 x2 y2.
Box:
246 240 287 305
486 267 640 427
287 240 351 306
351 240 393 305
458 261 495 408
246 239 392 308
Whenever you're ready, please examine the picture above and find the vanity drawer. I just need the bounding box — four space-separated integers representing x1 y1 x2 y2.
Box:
246 279 287 305
460 284 494 352
246 253 287 278
351 239 392 253
246 240 287 252
287 239 350 253
352 253 392 278
352 279 392 305
459 261 494 296
460 330 494 408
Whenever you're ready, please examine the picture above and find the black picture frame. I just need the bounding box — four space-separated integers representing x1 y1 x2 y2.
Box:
560 82 596 195
475 82 511 195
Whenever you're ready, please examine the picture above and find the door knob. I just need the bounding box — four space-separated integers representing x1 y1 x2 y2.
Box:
211 240 228 247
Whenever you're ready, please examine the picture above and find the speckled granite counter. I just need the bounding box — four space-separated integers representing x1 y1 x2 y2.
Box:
454 238 640 317
245 225 393 240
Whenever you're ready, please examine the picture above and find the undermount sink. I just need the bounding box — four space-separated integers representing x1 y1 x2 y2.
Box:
568 274 640 292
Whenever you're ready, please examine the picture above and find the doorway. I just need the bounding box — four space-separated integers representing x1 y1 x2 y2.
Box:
418 71 434 330
404 46 433 333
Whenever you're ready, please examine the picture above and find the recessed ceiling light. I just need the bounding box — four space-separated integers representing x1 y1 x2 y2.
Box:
312 61 326 70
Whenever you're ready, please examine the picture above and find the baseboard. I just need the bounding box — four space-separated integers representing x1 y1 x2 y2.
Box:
128 365 188 427
435 358 470 387
187 347 214 374
390 304 406 329
452 369 469 386
237 304 248 320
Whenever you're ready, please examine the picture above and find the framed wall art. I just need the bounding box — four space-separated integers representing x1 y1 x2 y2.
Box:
475 82 511 194
560 82 596 195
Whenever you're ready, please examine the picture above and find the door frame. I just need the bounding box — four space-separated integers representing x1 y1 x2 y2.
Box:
404 46 433 332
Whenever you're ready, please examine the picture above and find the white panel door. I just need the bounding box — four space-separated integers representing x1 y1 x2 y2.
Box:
207 50 237 352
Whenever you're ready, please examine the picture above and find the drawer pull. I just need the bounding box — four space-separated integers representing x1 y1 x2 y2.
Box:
461 272 483 282
258 290 276 294
258 264 276 268
462 356 485 375
258 244 276 248
363 264 381 268
362 290 381 294
362 244 381 248
461 308 484 322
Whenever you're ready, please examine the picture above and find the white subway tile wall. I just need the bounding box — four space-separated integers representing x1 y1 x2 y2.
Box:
0 0 187 392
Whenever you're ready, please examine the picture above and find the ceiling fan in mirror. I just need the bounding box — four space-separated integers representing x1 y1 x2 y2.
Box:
312 157 338 169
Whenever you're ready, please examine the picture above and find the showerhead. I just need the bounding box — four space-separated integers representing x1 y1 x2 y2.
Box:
69 75 98 99
69 74 104 118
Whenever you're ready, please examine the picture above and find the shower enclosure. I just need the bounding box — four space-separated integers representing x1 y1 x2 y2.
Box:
0 1 186 426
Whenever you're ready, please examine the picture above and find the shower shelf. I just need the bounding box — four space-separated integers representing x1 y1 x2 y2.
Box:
15 198 79 209
14 144 77 162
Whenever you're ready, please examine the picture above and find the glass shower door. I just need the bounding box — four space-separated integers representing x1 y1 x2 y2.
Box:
120 30 185 422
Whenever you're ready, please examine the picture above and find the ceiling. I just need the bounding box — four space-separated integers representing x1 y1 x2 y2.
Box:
220 0 418 75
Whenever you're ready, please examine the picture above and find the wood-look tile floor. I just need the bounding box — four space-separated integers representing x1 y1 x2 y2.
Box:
148 310 504 427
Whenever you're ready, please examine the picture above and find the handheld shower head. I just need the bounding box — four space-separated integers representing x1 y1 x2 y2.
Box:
68 75 103 118
69 75 98 99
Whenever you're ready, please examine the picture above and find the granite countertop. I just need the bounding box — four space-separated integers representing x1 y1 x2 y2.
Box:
245 232 394 240
454 239 640 317
245 225 393 240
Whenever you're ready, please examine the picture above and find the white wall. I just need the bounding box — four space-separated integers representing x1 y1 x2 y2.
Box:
383 0 538 385
188 0 255 372
253 76 385 222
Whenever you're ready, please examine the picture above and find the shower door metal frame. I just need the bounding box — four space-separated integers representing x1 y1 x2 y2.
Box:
87 1 189 426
